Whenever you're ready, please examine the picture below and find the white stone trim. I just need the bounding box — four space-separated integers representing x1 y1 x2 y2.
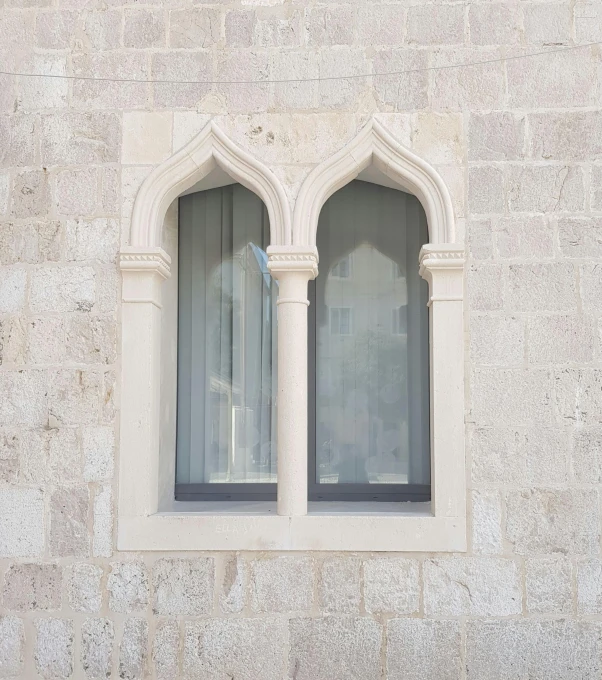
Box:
117 119 466 552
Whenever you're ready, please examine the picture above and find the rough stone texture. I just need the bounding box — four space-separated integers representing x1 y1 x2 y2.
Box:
153 558 214 616
35 618 74 679
2 563 61 612
289 617 382 680
466 620 602 680
387 619 462 680
81 618 113 680
1 0 602 672
250 556 314 613
108 562 149 614
363 558 420 614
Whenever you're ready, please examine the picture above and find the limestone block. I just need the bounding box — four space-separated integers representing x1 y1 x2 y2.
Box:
41 112 121 165
577 559 602 613
506 489 600 555
387 619 461 680
64 315 117 365
0 317 26 366
469 315 524 366
523 3 571 44
271 51 318 110
529 111 602 161
152 620 179 680
82 10 122 50
250 555 313 613
124 9 165 48
0 617 24 678
119 618 148 680
412 113 463 165
580 264 602 312
466 620 602 679
183 619 287 680
50 486 90 558
82 426 114 482
363 558 419 614
0 13 34 62
152 52 212 109
0 268 25 314
0 371 47 428
169 9 221 48
470 427 524 486
30 266 95 315
153 558 214 615
10 170 50 219
358 5 406 46
466 263 504 311
66 218 119 264
35 11 77 49
407 4 464 45
95 267 119 315
468 166 505 214
3 563 62 612
255 9 303 47
575 1 602 42
494 216 553 259
225 10 256 48
424 558 521 616
216 52 269 114
72 53 148 110
507 50 595 108
219 555 246 614
468 112 525 161
469 3 521 45
306 6 355 46
108 562 149 614
523 428 569 485
372 50 428 111
528 315 594 364
0 171 8 214
0 114 36 168
558 217 602 258
508 263 577 312
35 618 74 679
27 316 65 364
289 617 382 680
471 369 554 426
509 164 585 213
123 112 172 165
526 557 572 614
317 48 368 110
67 563 103 613
55 168 98 216
48 370 102 425
100 167 119 215
18 55 69 111
0 221 62 265
81 618 113 680
92 484 112 558
573 427 602 483
319 556 361 613
471 490 503 555
555 369 602 426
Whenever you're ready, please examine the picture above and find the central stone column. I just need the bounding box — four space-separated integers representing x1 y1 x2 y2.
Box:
267 245 319 517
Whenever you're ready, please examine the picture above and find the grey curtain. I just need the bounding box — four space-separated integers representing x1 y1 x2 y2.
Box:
176 185 277 485
315 180 430 486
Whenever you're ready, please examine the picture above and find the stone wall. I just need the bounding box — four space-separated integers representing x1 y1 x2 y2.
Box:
1 0 602 676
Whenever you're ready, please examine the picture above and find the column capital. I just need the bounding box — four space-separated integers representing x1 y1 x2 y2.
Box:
120 246 171 280
267 245 319 279
418 244 465 305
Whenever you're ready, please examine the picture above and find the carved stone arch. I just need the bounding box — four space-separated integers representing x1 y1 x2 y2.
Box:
129 120 291 250
292 118 455 246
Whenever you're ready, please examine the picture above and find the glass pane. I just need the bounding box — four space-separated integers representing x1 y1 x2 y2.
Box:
176 185 277 485
315 180 430 486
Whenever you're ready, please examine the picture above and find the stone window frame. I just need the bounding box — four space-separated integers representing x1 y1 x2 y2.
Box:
118 119 466 551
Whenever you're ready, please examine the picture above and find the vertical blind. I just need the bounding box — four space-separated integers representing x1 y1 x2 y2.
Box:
313 180 430 490
176 185 277 488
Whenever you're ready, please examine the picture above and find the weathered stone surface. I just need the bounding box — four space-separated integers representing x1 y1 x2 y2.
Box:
10 170 50 219
65 218 119 264
30 266 95 314
319 556 361 613
466 263 504 311
573 427 602 483
466 620 602 680
36 11 77 49
92 484 112 558
0 115 36 168
364 558 419 614
124 9 165 48
577 559 602 613
250 556 313 612
48 370 102 426
528 315 595 364
153 558 214 615
407 4 464 45
523 3 570 44
387 619 461 680
508 263 577 312
3 563 61 611
82 10 121 50
469 4 520 45
494 216 554 259
55 168 98 216
0 487 45 557
526 557 572 614
471 490 503 555
558 217 602 258
468 112 524 161
0 617 24 677
64 315 116 365
508 165 584 213
153 619 179 680
555 369 602 425
424 558 521 616
81 618 113 680
0 267 26 314
119 618 147 680
470 315 524 366
169 8 220 48
225 9 256 47
506 489 599 555
0 220 61 265
372 50 428 111
41 112 120 165
152 52 212 109
467 217 493 260
289 617 382 680
82 426 114 482
108 562 149 614
468 166 505 214
184 619 287 680
307 6 354 46
67 563 103 613
35 618 74 679
219 555 246 614
358 5 406 46
50 486 90 558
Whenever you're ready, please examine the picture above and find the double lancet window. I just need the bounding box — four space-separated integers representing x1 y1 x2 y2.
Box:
176 180 430 504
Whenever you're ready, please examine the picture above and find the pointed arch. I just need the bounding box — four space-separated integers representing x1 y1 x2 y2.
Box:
293 119 455 246
130 120 291 248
